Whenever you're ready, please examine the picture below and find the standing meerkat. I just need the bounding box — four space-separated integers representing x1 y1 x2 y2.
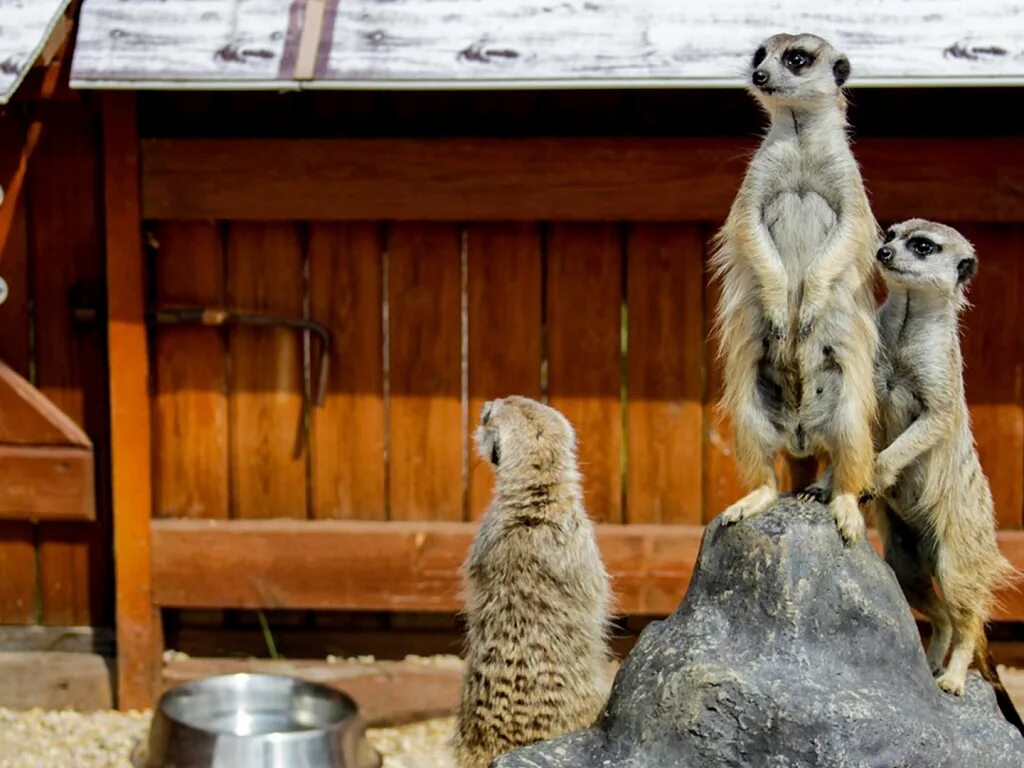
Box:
453 396 612 768
712 32 879 544
868 220 1021 732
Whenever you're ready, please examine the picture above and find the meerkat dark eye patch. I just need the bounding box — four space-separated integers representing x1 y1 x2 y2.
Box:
832 56 851 86
490 441 500 466
883 229 896 244
956 257 977 285
782 48 814 72
752 46 767 68
907 236 938 258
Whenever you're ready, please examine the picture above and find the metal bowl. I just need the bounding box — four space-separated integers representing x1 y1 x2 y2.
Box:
139 673 381 768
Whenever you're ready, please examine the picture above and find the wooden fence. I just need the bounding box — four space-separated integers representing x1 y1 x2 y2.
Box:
110 114 1024 705
1 91 1022 707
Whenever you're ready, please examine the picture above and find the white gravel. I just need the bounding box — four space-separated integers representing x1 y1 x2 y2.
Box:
0 708 454 768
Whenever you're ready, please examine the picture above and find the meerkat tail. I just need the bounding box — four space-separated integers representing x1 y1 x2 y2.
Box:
975 634 1024 737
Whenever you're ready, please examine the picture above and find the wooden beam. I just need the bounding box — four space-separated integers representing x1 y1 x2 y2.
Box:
151 519 1024 619
0 361 92 446
0 120 43 261
0 445 94 521
141 137 1024 223
103 92 161 710
152 519 703 616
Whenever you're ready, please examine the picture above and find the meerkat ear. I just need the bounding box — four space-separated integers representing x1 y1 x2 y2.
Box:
956 257 977 285
833 56 851 87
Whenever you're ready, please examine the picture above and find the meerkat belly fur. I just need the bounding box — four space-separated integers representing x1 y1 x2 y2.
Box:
712 33 879 544
871 220 1021 733
453 396 612 768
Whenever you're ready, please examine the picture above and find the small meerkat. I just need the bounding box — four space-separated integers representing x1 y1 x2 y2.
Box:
452 396 612 768
870 220 1021 732
712 32 878 544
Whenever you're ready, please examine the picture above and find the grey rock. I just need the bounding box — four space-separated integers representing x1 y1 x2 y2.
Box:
496 498 1024 767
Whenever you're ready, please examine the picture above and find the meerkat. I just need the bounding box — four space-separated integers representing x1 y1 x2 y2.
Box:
711 32 879 544
452 396 612 768
859 220 1021 733
799 221 1022 728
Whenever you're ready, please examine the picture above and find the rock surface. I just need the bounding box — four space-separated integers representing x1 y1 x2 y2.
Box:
496 498 1024 767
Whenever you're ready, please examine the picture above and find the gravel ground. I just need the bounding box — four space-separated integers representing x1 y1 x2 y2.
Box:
0 708 454 768
0 660 1019 768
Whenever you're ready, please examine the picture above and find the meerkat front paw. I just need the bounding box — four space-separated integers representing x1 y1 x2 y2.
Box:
935 671 966 697
829 495 865 545
721 486 777 527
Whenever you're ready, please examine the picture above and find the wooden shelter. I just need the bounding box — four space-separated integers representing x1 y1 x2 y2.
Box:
1 0 1023 710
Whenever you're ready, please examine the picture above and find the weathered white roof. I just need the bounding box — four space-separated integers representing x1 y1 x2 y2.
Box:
71 0 1024 90
0 0 72 104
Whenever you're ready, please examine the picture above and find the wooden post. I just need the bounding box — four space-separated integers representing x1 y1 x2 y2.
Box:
102 92 161 709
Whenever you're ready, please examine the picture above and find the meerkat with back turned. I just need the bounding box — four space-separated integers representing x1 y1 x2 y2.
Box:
452 396 612 768
867 220 1022 732
711 33 879 544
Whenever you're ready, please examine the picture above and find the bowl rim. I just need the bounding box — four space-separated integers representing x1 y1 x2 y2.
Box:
156 672 363 739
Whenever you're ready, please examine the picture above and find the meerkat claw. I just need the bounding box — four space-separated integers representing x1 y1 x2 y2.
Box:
936 672 965 697
829 495 865 546
796 486 829 504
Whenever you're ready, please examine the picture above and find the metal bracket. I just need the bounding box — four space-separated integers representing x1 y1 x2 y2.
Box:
150 306 333 407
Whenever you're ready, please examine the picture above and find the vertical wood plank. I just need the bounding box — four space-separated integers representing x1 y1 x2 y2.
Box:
547 223 623 524
626 224 703 524
702 230 742 522
388 223 462 521
154 222 229 519
30 104 112 625
227 223 307 520
103 92 161 709
466 223 543 520
959 224 1024 530
309 222 386 520
0 194 38 624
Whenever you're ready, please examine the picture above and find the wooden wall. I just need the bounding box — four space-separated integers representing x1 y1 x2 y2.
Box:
2 89 1024 644
150 220 715 525
147 217 1024 530
0 98 111 626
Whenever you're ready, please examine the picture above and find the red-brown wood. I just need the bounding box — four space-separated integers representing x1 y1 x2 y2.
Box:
0 445 94 521
29 103 110 626
0 121 42 260
142 138 1024 223
626 224 704 524
959 224 1024 530
548 223 624 524
466 223 543 520
0 362 93 447
150 519 1024 619
0 195 36 623
309 223 386 520
103 92 161 709
226 223 307 520
154 222 229 519
387 223 463 521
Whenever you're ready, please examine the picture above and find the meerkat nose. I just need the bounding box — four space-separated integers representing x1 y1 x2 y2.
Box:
876 246 894 264
752 69 770 86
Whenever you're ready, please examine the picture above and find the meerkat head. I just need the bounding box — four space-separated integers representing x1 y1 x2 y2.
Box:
475 396 577 482
876 219 977 300
748 33 850 111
